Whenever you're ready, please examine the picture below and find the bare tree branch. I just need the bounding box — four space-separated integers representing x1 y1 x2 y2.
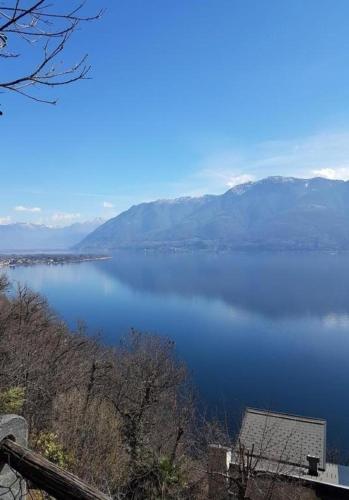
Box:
0 1 104 109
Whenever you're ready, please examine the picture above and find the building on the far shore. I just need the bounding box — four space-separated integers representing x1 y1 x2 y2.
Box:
208 408 349 499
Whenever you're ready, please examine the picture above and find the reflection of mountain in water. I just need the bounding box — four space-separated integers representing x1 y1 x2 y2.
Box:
95 251 349 318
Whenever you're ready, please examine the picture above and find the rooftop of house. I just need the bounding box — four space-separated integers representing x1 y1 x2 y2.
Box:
238 408 327 470
234 408 349 490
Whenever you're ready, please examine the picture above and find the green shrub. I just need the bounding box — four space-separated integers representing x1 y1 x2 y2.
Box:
0 387 25 413
35 432 74 469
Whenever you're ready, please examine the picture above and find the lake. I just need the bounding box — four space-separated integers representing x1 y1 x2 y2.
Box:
6 251 349 457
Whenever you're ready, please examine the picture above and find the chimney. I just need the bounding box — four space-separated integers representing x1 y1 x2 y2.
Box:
208 444 231 499
307 455 319 476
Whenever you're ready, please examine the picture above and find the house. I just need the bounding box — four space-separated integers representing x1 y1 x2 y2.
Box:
208 408 349 499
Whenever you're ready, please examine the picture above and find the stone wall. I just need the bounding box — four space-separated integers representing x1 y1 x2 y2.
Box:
0 415 28 499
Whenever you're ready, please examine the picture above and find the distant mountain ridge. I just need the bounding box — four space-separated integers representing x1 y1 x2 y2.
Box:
0 219 103 251
76 177 349 251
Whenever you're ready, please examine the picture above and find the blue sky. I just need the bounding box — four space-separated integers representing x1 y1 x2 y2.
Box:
2 0 349 225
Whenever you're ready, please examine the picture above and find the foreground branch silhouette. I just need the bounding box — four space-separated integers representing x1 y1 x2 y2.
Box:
0 1 103 111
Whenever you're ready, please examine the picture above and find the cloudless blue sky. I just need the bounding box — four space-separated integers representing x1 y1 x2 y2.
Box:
2 0 349 224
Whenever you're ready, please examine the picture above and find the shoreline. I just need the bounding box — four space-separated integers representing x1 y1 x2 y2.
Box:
0 254 111 268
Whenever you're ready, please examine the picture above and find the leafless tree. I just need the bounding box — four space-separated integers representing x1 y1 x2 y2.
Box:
0 281 208 498
0 1 103 111
95 331 198 498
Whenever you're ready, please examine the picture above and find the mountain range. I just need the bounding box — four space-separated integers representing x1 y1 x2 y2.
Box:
0 219 103 251
77 176 349 251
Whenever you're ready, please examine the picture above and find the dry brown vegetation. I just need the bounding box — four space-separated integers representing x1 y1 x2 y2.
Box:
0 275 212 498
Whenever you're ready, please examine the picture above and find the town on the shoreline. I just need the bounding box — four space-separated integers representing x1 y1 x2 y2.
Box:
0 254 111 268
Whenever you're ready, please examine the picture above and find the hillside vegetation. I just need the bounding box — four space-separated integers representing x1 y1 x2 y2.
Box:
0 275 216 498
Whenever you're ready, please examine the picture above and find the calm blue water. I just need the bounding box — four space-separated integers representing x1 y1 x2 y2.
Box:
6 252 349 456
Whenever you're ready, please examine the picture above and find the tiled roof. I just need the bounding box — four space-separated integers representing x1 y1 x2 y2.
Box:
238 408 326 470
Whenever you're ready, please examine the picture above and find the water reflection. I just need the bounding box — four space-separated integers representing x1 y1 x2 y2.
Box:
94 251 349 319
